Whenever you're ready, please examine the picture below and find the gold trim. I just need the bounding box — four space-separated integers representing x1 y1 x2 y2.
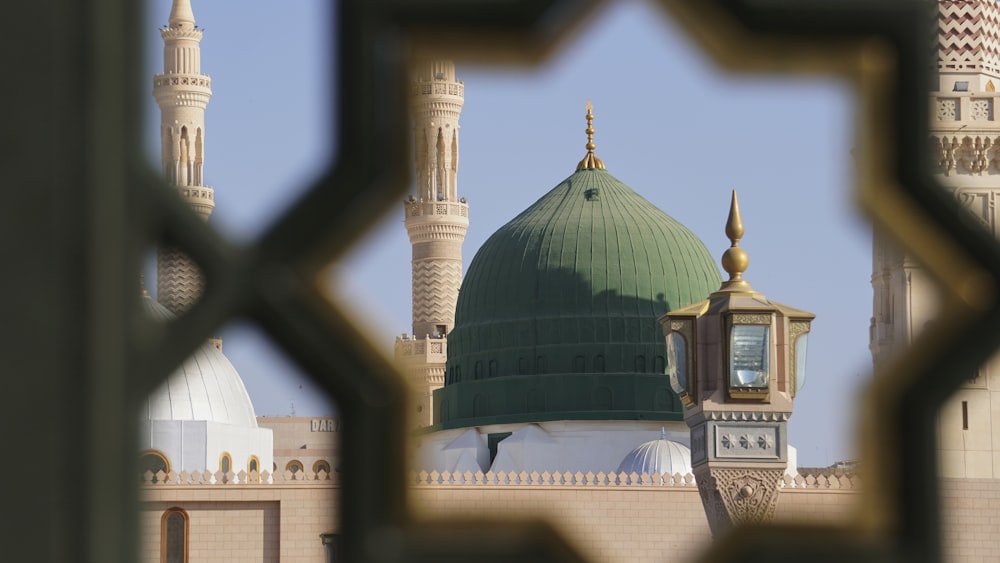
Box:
140 449 171 477
312 459 332 480
160 507 189 563
247 455 261 483
732 313 771 325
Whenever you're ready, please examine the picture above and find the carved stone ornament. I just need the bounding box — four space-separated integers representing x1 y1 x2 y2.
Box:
694 466 784 535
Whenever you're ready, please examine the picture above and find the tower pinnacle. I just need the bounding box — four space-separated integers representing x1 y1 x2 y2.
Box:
396 60 470 427
576 100 606 170
719 190 752 292
154 0 214 314
168 0 196 30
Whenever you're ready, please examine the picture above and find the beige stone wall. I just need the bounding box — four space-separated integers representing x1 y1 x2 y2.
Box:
412 485 859 563
941 478 1000 562
139 477 1000 563
140 501 279 562
257 416 339 477
142 484 338 563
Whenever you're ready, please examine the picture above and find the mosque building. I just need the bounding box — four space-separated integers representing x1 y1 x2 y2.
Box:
138 0 273 481
138 1 1000 562
410 91 721 477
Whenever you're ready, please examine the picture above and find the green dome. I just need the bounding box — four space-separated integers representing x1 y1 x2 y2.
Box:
433 168 722 429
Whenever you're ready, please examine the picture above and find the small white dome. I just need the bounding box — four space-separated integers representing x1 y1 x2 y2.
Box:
141 298 259 428
616 431 692 476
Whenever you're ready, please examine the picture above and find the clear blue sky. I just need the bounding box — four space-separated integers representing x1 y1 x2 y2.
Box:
145 0 872 467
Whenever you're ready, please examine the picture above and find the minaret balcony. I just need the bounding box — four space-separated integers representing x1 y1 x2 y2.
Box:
930 93 1000 129
410 81 464 98
153 74 213 108
153 73 212 90
394 335 448 365
405 200 468 219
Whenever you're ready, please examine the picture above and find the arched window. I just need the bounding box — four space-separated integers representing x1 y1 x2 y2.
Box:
247 456 261 483
140 450 170 483
313 459 332 479
286 459 304 478
160 508 188 563
219 452 232 483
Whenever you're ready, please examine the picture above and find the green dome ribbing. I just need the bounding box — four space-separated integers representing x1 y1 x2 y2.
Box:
434 168 721 429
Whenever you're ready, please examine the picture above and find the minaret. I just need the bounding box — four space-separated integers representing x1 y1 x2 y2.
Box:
872 0 1000 478
394 61 469 427
153 0 214 314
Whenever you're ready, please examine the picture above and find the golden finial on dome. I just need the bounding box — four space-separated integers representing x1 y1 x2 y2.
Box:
719 190 752 292
576 100 606 171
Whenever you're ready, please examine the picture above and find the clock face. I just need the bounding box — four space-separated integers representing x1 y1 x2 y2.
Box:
730 324 770 388
667 331 687 393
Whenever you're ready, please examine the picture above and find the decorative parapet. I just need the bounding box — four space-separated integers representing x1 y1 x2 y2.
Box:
152 73 213 109
405 200 469 219
394 335 447 364
177 185 215 218
160 27 205 41
142 468 339 486
410 81 464 97
153 74 212 89
408 470 860 490
139 468 858 490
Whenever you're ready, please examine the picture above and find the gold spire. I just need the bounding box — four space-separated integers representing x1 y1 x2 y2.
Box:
719 190 752 292
576 100 606 170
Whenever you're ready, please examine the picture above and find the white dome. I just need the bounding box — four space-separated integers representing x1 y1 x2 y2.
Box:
616 432 692 476
141 298 259 428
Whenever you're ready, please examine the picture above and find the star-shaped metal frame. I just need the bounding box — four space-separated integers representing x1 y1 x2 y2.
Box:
91 0 997 562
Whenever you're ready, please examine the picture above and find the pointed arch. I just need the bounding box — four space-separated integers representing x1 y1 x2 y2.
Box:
194 127 203 186
435 127 445 200
165 128 176 184
416 128 429 200
179 126 190 186
450 128 459 200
